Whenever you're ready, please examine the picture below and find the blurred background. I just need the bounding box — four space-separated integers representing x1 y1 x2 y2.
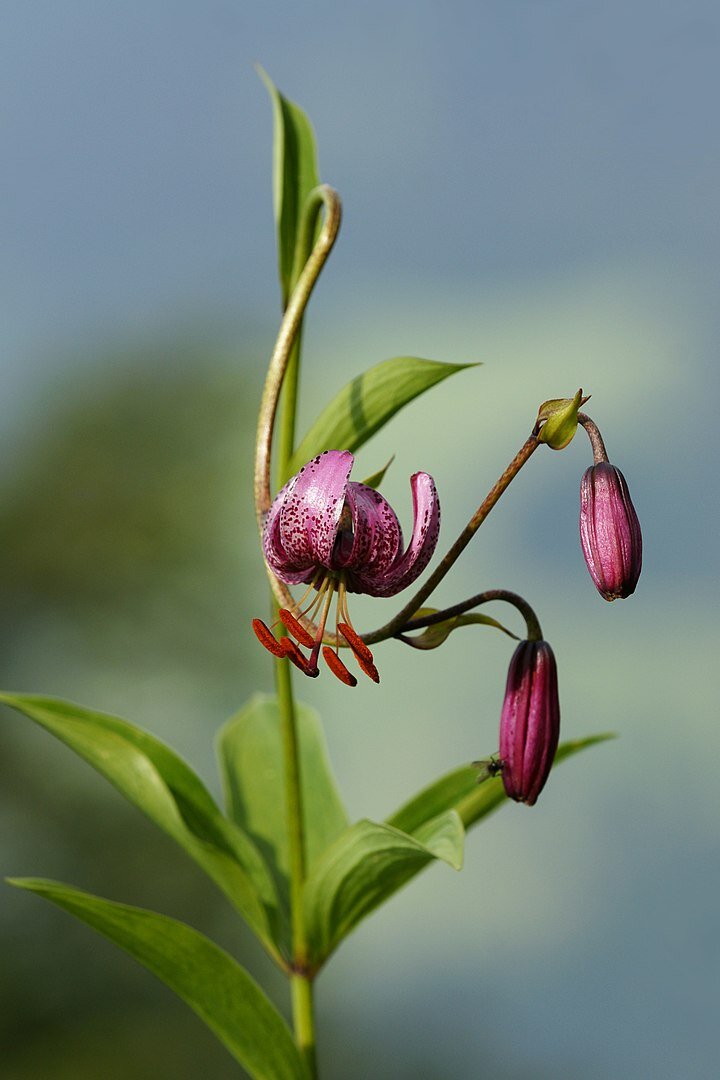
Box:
2 3 718 1078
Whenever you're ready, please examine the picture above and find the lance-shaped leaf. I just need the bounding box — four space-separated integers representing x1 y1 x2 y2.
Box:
0 693 284 964
288 357 477 475
9 879 309 1080
218 694 349 918
303 812 464 966
360 455 395 491
258 66 320 306
388 734 616 836
399 607 519 651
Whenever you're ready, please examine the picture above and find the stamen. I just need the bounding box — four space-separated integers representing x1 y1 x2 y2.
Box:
354 652 381 684
306 581 336 674
252 619 286 657
336 580 380 683
281 637 319 678
278 609 314 648
322 647 357 687
337 622 375 665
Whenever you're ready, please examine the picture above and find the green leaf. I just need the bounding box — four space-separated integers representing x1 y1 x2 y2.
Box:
288 357 477 474
0 693 283 963
218 694 349 918
258 66 320 307
9 879 308 1080
303 813 464 966
388 734 616 835
360 455 395 490
399 607 520 651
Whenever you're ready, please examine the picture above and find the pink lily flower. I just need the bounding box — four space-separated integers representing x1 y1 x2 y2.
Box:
253 449 440 684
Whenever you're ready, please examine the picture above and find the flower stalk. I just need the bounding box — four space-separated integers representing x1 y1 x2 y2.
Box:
578 411 609 464
255 185 342 527
363 433 541 645
398 589 543 642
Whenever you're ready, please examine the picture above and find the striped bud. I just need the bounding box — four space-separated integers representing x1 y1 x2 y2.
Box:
579 463 642 600
499 640 560 806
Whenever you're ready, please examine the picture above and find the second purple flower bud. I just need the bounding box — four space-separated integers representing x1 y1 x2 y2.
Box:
579 462 642 601
499 639 560 807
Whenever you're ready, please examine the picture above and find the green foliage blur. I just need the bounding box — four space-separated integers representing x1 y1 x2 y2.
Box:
0 341 283 1079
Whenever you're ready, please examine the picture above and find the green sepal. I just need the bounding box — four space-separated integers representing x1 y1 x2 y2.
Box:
536 388 589 450
8 879 309 1080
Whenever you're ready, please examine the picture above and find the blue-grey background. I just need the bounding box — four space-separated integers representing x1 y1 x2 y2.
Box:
2 3 718 1078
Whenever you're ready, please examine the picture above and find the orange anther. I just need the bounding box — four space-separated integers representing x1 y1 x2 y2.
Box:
322 647 358 687
252 619 285 657
337 622 374 665
278 608 315 648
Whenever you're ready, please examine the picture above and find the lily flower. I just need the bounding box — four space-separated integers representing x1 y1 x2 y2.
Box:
253 449 440 684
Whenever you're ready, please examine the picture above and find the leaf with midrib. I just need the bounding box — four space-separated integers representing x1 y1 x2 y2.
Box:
258 66 320 307
9 879 309 1080
388 734 616 835
217 694 349 920
0 692 284 963
303 812 464 966
288 357 477 476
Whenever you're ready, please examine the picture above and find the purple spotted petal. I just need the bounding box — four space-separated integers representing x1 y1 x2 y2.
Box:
352 472 440 597
262 478 307 582
334 482 402 575
277 450 354 569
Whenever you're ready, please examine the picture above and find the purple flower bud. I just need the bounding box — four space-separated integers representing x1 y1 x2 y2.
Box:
499 640 560 806
579 462 642 600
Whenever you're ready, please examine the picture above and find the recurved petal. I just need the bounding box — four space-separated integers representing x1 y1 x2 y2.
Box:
261 479 314 583
278 450 354 568
354 472 440 597
335 482 402 575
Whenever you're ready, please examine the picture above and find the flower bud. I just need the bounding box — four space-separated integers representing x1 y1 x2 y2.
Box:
579 462 642 600
499 640 560 806
535 388 589 450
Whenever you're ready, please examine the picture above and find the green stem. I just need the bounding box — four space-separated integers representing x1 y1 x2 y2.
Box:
275 187 341 487
256 184 342 519
265 193 338 1077
275 335 302 489
399 588 543 641
275 640 317 1076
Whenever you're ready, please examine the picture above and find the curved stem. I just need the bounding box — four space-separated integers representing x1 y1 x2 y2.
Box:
363 434 541 645
399 588 543 641
255 185 342 527
578 412 609 465
276 187 341 486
